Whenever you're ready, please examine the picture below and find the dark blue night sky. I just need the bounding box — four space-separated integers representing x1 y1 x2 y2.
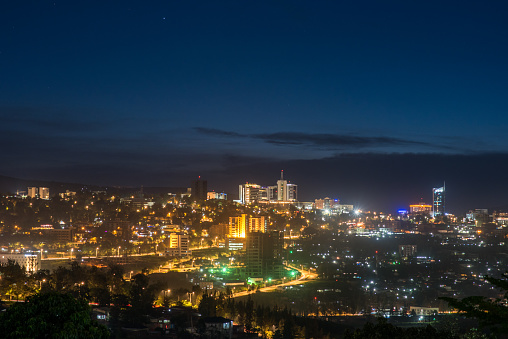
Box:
1 1 508 213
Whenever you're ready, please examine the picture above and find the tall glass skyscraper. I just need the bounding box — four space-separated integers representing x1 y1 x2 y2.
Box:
432 184 445 217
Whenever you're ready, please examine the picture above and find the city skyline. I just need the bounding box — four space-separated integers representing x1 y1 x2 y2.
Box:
1 2 508 213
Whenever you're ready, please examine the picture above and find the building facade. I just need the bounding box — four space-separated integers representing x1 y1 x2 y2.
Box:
433 185 445 217
191 178 208 201
228 214 247 238
166 232 191 257
238 183 261 205
207 192 227 200
245 231 284 279
39 187 50 200
248 216 267 233
0 252 41 273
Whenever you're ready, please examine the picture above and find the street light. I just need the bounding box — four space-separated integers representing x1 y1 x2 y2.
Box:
70 248 74 260
96 247 99 258
117 246 121 257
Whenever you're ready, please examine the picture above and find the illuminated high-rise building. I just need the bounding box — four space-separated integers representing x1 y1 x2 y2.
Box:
276 170 297 202
238 172 297 204
276 171 287 201
432 184 445 217
249 216 267 233
229 214 247 238
238 183 260 204
287 183 297 201
267 185 277 201
167 232 191 257
258 187 269 201
39 187 50 200
27 187 38 199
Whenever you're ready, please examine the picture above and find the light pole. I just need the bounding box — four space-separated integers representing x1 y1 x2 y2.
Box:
96 247 99 258
117 246 121 257
70 248 73 260
130 271 133 280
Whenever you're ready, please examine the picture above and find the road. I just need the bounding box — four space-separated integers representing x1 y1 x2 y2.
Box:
231 265 318 298
42 245 213 261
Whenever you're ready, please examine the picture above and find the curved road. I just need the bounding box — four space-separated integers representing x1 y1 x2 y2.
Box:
231 265 318 298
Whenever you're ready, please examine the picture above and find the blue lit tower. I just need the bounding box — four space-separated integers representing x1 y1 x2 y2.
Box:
432 183 445 217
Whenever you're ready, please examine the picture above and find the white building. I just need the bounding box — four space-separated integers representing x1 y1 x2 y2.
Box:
0 252 41 273
277 171 297 202
238 183 260 205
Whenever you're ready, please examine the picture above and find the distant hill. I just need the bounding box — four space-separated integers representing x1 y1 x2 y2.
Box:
0 174 187 197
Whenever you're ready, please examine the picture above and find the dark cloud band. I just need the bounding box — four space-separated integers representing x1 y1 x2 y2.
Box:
195 127 435 150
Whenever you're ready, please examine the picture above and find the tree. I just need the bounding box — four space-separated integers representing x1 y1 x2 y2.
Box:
441 274 508 335
344 318 448 339
198 293 217 317
245 295 254 332
0 260 30 300
0 292 109 338
122 272 157 328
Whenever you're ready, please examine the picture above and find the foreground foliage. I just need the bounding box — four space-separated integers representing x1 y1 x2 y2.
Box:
0 292 110 339
441 274 508 336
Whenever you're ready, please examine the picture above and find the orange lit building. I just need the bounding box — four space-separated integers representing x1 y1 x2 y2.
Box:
229 214 247 238
409 203 432 214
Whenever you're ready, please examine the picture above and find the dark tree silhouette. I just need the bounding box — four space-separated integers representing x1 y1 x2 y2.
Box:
441 274 508 335
0 292 109 338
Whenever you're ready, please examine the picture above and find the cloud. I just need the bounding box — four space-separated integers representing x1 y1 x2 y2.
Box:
193 127 244 137
194 127 442 151
255 132 430 148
